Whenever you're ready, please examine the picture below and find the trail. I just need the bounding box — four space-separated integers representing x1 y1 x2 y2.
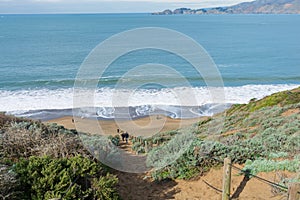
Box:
114 140 179 199
114 140 292 200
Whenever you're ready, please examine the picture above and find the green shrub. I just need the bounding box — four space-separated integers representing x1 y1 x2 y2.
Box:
13 155 119 200
92 174 119 200
148 88 300 181
149 127 299 180
108 135 120 146
146 131 195 170
0 164 23 200
268 152 289 159
243 157 300 175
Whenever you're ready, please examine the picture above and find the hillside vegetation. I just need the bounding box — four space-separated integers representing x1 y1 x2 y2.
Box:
0 87 300 199
130 87 300 184
0 116 120 200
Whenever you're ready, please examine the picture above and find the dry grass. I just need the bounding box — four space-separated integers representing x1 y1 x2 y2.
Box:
1 128 87 161
0 114 90 162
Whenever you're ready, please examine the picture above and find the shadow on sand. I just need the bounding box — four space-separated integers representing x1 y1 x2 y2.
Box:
112 140 180 199
114 171 179 200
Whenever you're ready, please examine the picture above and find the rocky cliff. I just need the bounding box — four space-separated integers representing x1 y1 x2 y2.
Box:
152 0 300 15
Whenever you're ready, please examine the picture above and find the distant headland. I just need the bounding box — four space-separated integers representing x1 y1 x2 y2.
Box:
152 0 300 15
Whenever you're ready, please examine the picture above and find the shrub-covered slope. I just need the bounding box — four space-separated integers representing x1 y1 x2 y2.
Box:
131 87 300 182
0 87 299 199
0 115 120 200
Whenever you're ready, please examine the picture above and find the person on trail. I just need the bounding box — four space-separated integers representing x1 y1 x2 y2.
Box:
124 132 129 144
121 131 125 141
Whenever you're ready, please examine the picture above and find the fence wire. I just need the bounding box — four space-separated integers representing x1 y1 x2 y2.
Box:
211 157 300 194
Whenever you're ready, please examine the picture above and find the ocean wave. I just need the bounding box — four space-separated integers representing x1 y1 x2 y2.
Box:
10 104 232 121
1 84 299 119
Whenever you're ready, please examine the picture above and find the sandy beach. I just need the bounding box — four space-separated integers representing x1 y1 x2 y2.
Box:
46 115 203 137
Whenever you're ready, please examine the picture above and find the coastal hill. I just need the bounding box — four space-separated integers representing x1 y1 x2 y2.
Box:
153 0 300 15
1 87 300 199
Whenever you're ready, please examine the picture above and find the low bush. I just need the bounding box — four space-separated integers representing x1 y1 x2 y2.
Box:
243 157 300 175
0 164 23 200
0 116 121 199
13 155 119 200
108 135 120 146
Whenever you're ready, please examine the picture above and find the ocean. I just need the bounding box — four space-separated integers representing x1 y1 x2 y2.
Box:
0 14 299 120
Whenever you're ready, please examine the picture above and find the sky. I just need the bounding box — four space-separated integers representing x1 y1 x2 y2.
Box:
0 0 253 14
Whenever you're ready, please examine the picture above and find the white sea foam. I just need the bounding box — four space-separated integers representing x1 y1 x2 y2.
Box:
1 84 299 114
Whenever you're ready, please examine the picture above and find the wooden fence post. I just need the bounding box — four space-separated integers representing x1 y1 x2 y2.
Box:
222 157 232 200
144 141 148 153
288 183 300 200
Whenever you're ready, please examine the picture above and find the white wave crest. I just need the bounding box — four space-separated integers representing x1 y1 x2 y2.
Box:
0 84 299 113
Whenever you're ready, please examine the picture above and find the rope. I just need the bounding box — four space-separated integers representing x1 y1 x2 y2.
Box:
230 163 288 190
210 157 295 192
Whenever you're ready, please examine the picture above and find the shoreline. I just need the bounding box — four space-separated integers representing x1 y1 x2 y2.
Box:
3 84 300 117
46 115 204 137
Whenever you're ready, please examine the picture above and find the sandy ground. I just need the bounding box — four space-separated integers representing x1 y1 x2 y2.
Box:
114 159 293 200
47 116 296 200
46 115 202 137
